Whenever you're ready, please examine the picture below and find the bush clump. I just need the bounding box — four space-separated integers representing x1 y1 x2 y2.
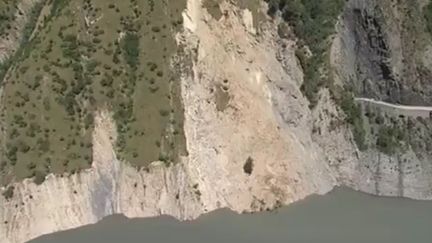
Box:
33 170 47 185
424 2 432 36
122 32 140 69
340 92 367 151
376 125 405 155
243 157 254 175
2 186 14 200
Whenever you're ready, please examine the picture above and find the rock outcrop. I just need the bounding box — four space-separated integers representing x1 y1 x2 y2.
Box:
330 0 432 198
0 1 337 242
333 0 432 105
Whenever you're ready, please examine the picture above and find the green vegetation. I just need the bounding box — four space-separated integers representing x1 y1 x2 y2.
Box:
266 0 345 106
0 0 19 39
0 0 188 185
33 170 47 185
2 185 14 200
424 1 432 36
50 0 68 18
264 1 371 151
0 0 46 83
0 60 10 85
243 156 254 175
340 92 366 150
122 32 140 69
404 117 432 158
361 106 412 155
376 125 406 155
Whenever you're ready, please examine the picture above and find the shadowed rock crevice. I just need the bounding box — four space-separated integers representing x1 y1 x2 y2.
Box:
348 6 396 101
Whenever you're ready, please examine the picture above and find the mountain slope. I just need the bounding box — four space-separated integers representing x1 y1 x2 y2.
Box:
1 0 432 242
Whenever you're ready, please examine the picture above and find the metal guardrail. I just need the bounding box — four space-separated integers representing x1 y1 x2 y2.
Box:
354 98 432 119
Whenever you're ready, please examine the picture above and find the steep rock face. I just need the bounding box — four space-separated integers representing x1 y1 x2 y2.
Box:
330 0 432 198
334 0 432 105
0 111 202 243
0 1 338 242
315 94 432 199
178 0 337 212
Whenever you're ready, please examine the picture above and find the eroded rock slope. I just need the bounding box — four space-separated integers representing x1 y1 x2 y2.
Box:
0 1 337 242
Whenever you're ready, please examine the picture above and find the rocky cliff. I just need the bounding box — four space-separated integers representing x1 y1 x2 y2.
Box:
331 0 432 198
1 0 432 242
334 0 432 105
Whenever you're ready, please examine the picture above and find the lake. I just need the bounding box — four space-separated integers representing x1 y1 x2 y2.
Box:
30 188 432 243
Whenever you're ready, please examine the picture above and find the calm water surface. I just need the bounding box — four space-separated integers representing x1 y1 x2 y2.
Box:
31 188 432 243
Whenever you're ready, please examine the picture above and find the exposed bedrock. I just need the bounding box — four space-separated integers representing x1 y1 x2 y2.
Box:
334 0 432 105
